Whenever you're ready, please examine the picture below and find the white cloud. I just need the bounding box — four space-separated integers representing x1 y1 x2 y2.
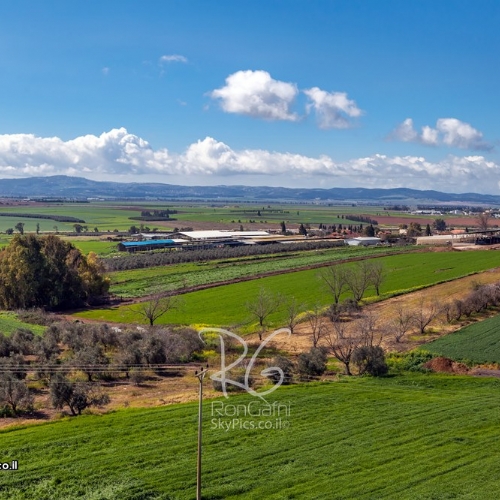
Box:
392 118 419 142
159 54 188 64
0 128 498 193
210 70 299 121
391 117 491 151
303 87 363 129
101 67 110 76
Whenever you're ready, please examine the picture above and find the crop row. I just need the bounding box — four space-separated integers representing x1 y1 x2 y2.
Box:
81 250 500 327
109 246 411 298
1 375 500 499
425 313 500 363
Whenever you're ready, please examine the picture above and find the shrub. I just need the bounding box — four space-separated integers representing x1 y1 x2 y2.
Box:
266 355 295 385
352 346 388 376
386 350 435 373
297 347 328 380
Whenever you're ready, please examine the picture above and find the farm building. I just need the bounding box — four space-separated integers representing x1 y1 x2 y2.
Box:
175 230 271 240
117 239 188 252
345 237 381 246
417 229 500 246
118 230 275 252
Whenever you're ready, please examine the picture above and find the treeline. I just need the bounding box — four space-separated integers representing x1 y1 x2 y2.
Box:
383 205 410 211
130 209 178 221
0 320 203 416
341 214 378 225
104 240 345 272
0 213 85 223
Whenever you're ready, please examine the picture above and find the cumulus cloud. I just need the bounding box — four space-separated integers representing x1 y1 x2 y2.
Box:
0 128 172 177
159 54 188 64
0 128 499 193
391 117 491 151
303 87 363 129
210 70 299 121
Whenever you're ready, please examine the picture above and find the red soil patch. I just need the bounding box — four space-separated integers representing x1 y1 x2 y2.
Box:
423 357 469 374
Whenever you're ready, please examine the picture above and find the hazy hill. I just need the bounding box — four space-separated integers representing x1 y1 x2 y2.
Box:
0 175 498 204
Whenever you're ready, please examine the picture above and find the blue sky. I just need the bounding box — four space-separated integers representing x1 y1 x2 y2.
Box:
0 0 499 193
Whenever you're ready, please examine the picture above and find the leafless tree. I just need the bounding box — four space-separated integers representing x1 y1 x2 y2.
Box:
283 296 304 334
136 294 179 326
246 288 282 340
367 261 385 296
324 320 360 375
319 265 347 304
411 298 439 334
358 311 382 347
306 304 326 348
390 304 414 342
345 262 372 302
476 212 491 231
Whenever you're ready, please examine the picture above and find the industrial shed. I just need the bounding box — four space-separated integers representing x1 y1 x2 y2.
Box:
118 239 187 252
345 237 382 246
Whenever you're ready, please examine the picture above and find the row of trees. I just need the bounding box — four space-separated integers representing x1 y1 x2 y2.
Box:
106 239 345 271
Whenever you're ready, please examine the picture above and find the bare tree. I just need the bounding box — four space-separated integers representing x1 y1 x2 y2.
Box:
476 212 490 231
411 298 439 334
306 304 326 348
358 311 382 348
324 320 360 375
367 261 385 296
390 304 414 342
283 296 304 334
136 294 179 326
345 262 372 303
319 265 347 304
246 288 282 340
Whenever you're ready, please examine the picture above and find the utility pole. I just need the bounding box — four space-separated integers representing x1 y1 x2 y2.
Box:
195 365 209 500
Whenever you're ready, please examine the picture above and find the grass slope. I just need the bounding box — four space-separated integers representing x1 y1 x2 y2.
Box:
79 250 500 327
424 313 500 364
1 375 500 499
0 312 45 335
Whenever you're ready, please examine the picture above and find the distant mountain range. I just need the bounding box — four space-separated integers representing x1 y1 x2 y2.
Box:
0 175 499 205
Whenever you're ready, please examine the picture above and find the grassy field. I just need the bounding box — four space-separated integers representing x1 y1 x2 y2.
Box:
109 246 411 298
0 204 144 232
1 374 500 499
79 250 500 327
424 313 500 364
66 239 119 257
0 312 45 335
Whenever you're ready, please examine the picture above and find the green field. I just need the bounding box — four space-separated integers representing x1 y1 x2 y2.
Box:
0 312 45 335
0 204 145 232
79 250 500 327
1 375 500 499
67 239 119 257
424 313 500 364
109 246 410 298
